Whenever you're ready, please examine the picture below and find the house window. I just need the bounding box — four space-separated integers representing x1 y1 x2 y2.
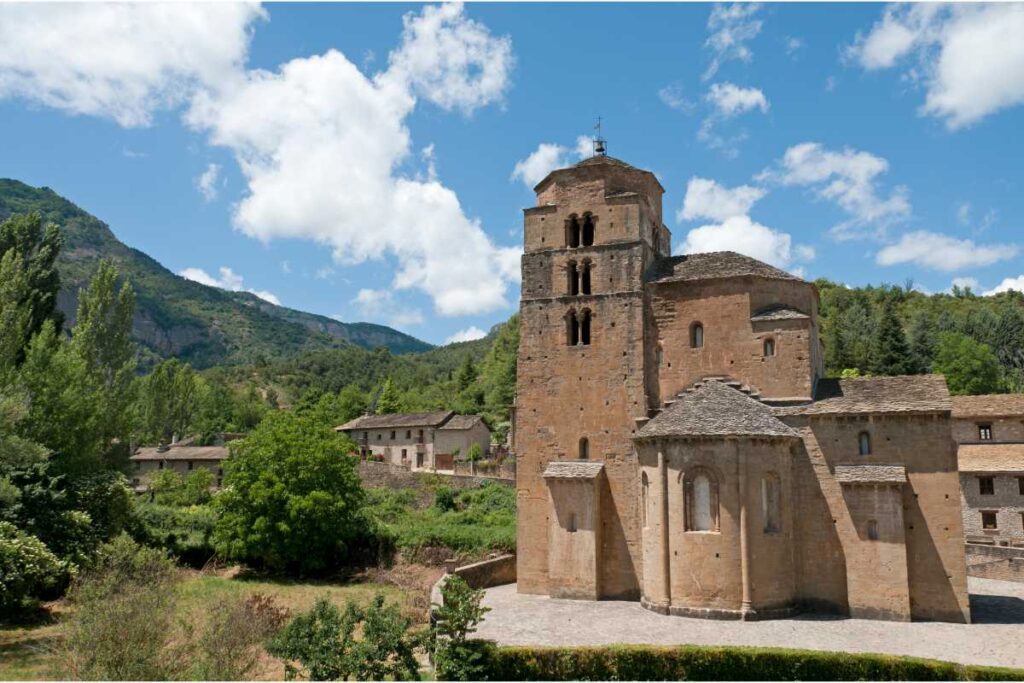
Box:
581 213 595 246
406 430 411 439
867 519 879 541
158 461 164 470
377 433 382 440
684 469 719 532
858 431 872 456
763 338 775 357
982 511 998 530
641 471 650 528
401 449 407 461
761 473 781 533
187 461 194 471
579 437 589 460
979 476 995 495
979 424 993 441
390 430 396 439
690 323 704 349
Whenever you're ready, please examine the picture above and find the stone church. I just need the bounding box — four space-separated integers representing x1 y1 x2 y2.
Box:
512 152 971 623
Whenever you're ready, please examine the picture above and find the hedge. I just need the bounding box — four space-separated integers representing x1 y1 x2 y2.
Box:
468 644 1024 681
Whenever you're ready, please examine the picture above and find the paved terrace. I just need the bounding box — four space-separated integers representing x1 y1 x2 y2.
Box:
477 578 1024 669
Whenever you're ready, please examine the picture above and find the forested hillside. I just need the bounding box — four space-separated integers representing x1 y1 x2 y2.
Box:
0 179 431 368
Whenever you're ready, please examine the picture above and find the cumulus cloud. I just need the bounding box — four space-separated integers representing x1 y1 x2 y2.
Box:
0 3 264 127
679 215 814 271
985 276 1024 296
511 135 594 190
706 82 769 117
703 3 763 81
445 326 487 344
179 266 280 305
658 82 695 113
848 4 1024 128
678 177 766 223
351 288 424 329
195 163 221 202
184 4 520 317
759 142 910 240
950 276 980 292
876 230 1018 271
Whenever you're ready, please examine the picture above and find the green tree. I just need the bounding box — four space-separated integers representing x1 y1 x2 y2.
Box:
337 384 368 423
137 359 199 444
467 443 483 463
933 332 1003 395
479 315 518 418
455 356 478 392
431 575 491 681
233 385 268 431
0 250 35 371
907 310 936 374
0 212 64 352
213 412 369 573
375 377 402 415
869 298 914 376
181 468 215 506
0 521 66 618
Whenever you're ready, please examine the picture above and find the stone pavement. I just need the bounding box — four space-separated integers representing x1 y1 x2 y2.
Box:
476 578 1024 669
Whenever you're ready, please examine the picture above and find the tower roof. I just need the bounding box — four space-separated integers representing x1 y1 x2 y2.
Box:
533 154 664 194
634 380 800 441
645 251 804 285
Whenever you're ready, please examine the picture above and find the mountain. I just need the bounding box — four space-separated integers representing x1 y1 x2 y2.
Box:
0 179 432 367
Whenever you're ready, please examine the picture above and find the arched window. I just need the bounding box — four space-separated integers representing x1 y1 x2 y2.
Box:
581 213 595 246
579 437 589 460
761 473 781 533
867 519 879 541
568 261 579 296
580 309 592 346
684 469 719 532
690 323 704 349
858 431 872 456
763 338 775 357
567 215 581 248
567 309 579 346
641 471 650 528
580 261 592 295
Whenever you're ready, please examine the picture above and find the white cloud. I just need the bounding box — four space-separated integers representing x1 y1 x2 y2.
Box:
848 4 1024 128
950 276 980 292
785 36 804 56
0 3 264 127
985 276 1024 296
658 82 695 113
511 143 569 189
678 177 766 223
351 288 424 329
876 231 1018 272
759 142 910 240
703 3 763 81
679 215 814 271
574 135 594 160
706 82 769 117
445 326 487 344
179 266 280 305
196 163 221 202
185 4 520 317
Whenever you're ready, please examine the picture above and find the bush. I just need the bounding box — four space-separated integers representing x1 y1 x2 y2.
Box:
186 593 290 680
0 521 67 618
133 500 218 567
267 594 420 681
431 575 490 681
476 645 1024 682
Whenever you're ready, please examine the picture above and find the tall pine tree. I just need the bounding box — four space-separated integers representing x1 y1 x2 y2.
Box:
870 298 914 376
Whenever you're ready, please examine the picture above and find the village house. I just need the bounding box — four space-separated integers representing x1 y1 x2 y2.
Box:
952 395 1024 546
336 410 491 471
513 151 971 623
129 438 231 492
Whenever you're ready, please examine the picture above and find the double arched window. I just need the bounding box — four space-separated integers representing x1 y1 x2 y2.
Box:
690 322 704 349
566 309 592 346
567 260 592 296
565 213 596 248
684 468 719 532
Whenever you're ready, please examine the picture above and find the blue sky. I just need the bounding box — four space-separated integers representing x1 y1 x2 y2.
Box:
2 3 1024 346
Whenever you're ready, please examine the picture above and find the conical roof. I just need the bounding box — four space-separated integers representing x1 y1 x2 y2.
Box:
635 380 799 440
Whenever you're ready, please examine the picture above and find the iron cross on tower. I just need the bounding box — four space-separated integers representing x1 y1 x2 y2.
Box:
593 116 607 156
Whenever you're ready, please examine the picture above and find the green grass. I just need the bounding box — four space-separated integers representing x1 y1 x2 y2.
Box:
0 621 60 681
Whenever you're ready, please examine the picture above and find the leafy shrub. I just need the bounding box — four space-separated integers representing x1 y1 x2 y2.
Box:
431 575 491 681
0 521 67 618
133 500 217 567
267 594 420 681
187 593 290 680
434 486 457 512
479 645 1024 682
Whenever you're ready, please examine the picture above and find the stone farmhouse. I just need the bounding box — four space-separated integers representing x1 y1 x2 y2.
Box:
953 395 1024 546
512 152 970 623
130 441 229 492
336 410 491 471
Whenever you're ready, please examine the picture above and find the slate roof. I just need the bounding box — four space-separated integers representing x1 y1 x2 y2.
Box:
130 445 229 462
439 414 487 431
750 305 810 322
645 252 803 285
335 410 454 431
958 444 1024 472
952 394 1024 418
834 464 907 485
542 461 606 479
785 375 952 416
572 155 640 171
635 380 799 440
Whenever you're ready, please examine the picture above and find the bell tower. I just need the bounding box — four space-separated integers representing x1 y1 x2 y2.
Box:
514 151 671 599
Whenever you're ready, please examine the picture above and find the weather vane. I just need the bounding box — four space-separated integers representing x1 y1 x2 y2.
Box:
593 116 607 157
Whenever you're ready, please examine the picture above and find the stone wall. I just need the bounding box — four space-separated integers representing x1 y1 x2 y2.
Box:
430 554 517 608
357 461 513 495
960 472 1024 543
952 417 1024 443
965 543 1024 582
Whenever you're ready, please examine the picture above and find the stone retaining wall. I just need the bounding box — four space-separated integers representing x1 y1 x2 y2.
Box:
357 460 513 493
965 543 1024 583
431 554 517 609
